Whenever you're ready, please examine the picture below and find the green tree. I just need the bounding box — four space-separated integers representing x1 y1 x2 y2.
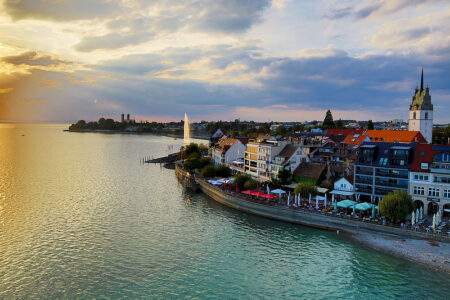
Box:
322 110 335 129
379 190 414 223
367 120 374 130
234 173 251 189
215 165 232 177
335 118 344 129
244 179 259 190
292 124 305 132
274 125 287 136
277 168 291 185
294 182 318 199
201 165 216 178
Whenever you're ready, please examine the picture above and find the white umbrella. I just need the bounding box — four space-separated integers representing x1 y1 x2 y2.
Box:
316 197 319 209
294 194 298 206
298 194 301 205
324 193 327 208
271 189 286 195
411 211 415 226
432 214 436 229
287 194 290 206
267 185 270 194
309 193 311 205
416 208 419 223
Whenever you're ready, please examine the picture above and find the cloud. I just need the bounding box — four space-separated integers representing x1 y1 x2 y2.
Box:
3 0 122 21
0 87 14 94
1 51 69 66
75 32 154 52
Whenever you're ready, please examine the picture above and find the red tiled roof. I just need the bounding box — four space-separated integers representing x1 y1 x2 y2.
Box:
366 130 426 143
343 130 427 146
411 144 450 172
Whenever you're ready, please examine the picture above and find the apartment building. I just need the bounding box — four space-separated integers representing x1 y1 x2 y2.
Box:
409 144 450 215
354 142 416 204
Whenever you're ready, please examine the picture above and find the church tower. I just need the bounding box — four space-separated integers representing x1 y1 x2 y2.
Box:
408 68 433 143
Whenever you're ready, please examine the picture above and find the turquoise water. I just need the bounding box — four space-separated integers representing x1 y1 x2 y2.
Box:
0 124 449 299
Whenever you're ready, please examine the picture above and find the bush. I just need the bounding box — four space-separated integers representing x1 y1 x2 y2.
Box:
379 190 414 223
294 182 318 198
215 165 232 177
201 165 216 178
244 179 259 190
198 158 211 169
234 173 251 189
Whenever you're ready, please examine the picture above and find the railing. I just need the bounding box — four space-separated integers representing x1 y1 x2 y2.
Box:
375 182 408 189
355 186 373 194
355 178 372 185
355 169 373 175
375 171 408 179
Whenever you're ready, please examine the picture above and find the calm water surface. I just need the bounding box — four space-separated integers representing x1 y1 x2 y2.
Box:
0 124 449 299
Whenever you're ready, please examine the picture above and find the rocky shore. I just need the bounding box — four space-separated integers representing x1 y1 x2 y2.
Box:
350 232 450 273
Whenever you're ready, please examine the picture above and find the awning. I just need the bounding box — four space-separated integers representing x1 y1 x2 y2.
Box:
208 180 223 186
330 190 354 196
317 187 328 194
337 200 357 208
355 202 375 211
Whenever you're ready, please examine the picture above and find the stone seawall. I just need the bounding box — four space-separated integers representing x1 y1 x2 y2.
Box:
175 163 450 242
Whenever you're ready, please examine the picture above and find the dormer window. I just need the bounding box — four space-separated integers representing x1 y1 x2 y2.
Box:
389 146 410 166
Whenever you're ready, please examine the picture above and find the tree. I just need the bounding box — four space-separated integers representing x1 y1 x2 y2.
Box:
379 190 414 223
277 168 291 185
274 125 287 136
322 110 335 129
335 119 344 129
294 182 318 199
201 165 216 178
234 173 251 189
367 120 374 130
244 179 259 190
215 165 232 177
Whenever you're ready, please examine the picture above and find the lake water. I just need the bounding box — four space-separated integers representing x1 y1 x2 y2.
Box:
0 123 449 299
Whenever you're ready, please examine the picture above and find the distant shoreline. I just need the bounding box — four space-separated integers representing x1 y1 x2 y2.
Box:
66 129 210 140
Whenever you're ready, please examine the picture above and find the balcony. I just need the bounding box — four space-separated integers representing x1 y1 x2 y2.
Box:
355 178 372 185
355 185 373 194
375 182 408 189
375 170 408 179
356 169 373 176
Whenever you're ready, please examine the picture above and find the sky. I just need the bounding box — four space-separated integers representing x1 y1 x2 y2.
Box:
0 0 449 123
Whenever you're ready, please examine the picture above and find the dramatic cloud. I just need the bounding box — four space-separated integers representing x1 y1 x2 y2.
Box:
0 0 449 123
3 0 122 21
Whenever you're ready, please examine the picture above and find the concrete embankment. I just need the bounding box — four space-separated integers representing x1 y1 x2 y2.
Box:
175 163 450 272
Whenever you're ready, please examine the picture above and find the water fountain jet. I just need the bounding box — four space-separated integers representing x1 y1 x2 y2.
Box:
184 113 190 145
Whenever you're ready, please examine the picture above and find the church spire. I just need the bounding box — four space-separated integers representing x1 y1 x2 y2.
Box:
420 67 423 91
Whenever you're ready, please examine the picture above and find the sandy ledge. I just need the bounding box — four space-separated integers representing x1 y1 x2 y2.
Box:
349 232 450 273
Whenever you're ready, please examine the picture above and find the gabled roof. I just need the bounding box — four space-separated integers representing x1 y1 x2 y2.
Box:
366 130 427 143
411 144 450 172
293 163 326 180
343 130 426 146
213 137 239 154
277 144 298 159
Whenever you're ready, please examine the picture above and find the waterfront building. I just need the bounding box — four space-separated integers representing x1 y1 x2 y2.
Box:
271 144 310 178
409 144 450 215
211 137 247 167
354 142 416 203
408 69 433 143
330 176 354 201
244 137 288 180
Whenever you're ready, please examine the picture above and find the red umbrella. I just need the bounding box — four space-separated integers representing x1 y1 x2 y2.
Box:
235 184 238 192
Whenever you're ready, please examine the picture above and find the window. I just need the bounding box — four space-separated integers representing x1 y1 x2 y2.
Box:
425 112 428 119
428 188 440 197
413 112 416 119
414 174 429 181
413 186 425 195
444 190 450 199
421 163 429 170
435 176 450 183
